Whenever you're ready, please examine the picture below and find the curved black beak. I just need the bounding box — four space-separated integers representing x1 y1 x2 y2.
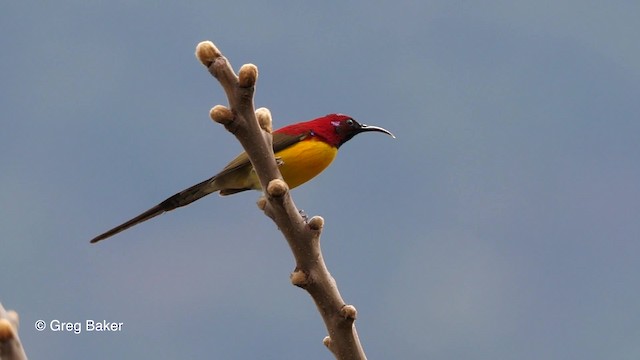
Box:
359 124 396 138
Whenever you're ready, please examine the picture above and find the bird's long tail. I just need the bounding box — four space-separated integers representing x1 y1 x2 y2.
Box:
90 176 219 243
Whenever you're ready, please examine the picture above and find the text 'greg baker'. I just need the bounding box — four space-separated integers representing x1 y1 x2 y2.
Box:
86 320 123 331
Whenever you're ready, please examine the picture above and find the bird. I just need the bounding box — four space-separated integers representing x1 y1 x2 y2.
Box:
90 114 394 243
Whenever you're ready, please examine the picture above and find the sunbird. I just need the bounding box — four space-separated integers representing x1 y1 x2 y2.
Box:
90 114 394 243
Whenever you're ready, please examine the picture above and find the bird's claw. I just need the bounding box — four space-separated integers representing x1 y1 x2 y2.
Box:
299 209 309 223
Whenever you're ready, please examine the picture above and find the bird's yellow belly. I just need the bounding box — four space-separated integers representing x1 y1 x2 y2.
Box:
275 139 338 189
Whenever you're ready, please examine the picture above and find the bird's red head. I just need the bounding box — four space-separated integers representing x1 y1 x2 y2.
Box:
276 114 394 148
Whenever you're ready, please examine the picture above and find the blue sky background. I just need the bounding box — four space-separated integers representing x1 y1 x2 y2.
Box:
2 1 639 359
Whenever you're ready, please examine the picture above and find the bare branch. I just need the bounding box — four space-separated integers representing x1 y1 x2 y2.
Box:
195 40 367 359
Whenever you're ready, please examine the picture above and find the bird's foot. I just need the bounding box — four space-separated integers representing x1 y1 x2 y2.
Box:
299 209 309 223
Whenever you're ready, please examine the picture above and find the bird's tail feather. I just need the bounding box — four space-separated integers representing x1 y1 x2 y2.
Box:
90 176 219 243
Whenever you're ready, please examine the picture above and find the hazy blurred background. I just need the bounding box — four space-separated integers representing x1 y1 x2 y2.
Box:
2 1 639 359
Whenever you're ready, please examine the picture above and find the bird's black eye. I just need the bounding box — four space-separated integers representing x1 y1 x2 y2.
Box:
346 119 354 126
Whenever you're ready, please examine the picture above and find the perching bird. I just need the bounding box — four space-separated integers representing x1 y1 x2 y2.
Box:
90 114 394 243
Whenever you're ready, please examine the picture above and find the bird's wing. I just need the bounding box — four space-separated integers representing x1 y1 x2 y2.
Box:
272 131 310 153
216 131 309 175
